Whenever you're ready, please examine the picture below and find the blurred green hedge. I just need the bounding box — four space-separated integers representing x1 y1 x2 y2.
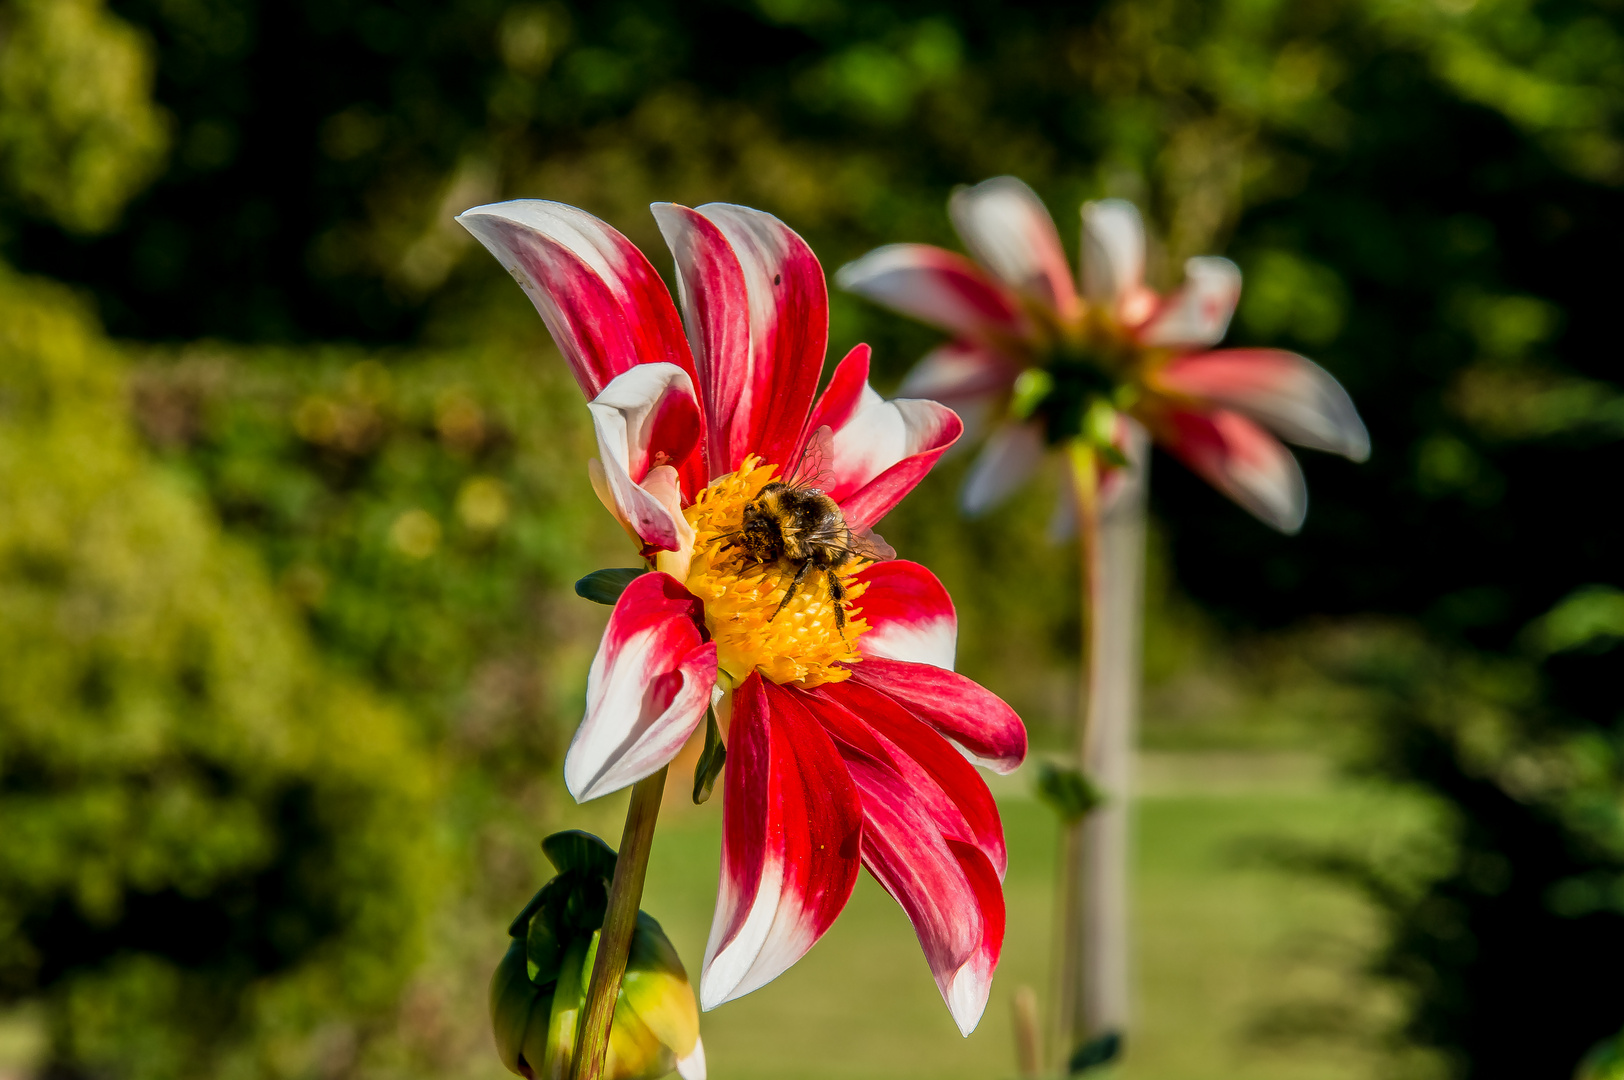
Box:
0 268 440 1078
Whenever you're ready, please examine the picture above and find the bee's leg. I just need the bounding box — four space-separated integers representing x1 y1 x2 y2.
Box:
827 569 848 637
771 559 813 621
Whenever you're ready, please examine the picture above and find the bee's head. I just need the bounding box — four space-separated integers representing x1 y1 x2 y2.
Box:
738 490 786 561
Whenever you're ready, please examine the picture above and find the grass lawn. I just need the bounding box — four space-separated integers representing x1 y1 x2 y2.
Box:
0 753 1427 1080
607 751 1426 1080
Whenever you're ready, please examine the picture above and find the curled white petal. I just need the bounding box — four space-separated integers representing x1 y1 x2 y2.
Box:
587 363 700 552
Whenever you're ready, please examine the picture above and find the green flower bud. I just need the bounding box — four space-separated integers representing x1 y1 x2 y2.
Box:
492 832 704 1080
490 938 545 1077
622 913 703 1078
537 936 591 1080
566 928 677 1080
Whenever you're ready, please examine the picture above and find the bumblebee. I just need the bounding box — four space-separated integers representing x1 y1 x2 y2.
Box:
736 481 893 632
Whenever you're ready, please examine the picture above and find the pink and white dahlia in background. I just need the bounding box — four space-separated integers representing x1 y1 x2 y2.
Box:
458 199 1028 1035
836 176 1370 533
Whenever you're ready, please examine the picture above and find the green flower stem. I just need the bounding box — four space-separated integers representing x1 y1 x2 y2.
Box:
1054 434 1148 1069
1053 439 1101 1066
570 767 668 1080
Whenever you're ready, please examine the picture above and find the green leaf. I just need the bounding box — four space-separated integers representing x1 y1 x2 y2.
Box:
574 567 649 605
1069 1030 1122 1074
541 830 618 879
507 884 552 938
1528 585 1624 654
1035 760 1103 824
692 705 727 804
526 909 564 985
490 938 545 1073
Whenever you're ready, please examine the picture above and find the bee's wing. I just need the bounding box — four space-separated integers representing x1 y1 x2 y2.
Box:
785 426 834 490
847 526 895 562
807 519 894 563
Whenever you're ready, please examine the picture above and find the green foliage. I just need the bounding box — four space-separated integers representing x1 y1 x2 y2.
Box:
1526 587 1624 656
0 0 169 233
575 568 651 606
1068 1029 1122 1074
1273 613 1624 1079
127 335 623 782
1034 760 1104 825
114 334 636 1079
690 708 725 806
0 268 438 1077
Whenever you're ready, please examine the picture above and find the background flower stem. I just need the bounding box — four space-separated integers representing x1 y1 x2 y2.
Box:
571 766 669 1080
1056 429 1149 1066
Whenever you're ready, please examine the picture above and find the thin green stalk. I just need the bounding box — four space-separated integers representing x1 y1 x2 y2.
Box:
1054 430 1149 1071
1054 439 1102 1067
570 767 668 1080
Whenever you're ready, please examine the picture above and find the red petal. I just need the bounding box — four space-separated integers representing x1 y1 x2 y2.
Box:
836 244 1028 344
809 680 1005 877
567 573 716 801
1149 348 1369 462
654 203 829 475
457 201 698 400
803 688 1007 1034
849 560 957 671
702 204 828 473
835 406 960 530
796 345 962 530
652 204 753 477
1150 405 1308 533
802 343 872 441
700 676 862 1010
845 659 1027 774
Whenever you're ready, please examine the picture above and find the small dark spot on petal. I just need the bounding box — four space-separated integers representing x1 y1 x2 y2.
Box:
774 274 782 286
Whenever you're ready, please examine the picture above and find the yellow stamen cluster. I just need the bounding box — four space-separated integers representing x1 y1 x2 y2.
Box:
681 457 869 688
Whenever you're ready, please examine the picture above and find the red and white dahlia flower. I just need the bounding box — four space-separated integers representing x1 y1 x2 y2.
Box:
836 176 1370 533
458 199 1028 1035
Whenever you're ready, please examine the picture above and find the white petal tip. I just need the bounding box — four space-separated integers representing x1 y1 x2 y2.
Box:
676 1038 707 1080
944 971 991 1036
563 756 657 804
1269 509 1307 535
697 967 727 1012
1343 432 1372 463
562 759 589 803
561 765 603 804
698 958 754 1013
562 747 637 804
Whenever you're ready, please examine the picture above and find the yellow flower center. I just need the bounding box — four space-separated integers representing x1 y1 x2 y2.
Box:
677 457 868 688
